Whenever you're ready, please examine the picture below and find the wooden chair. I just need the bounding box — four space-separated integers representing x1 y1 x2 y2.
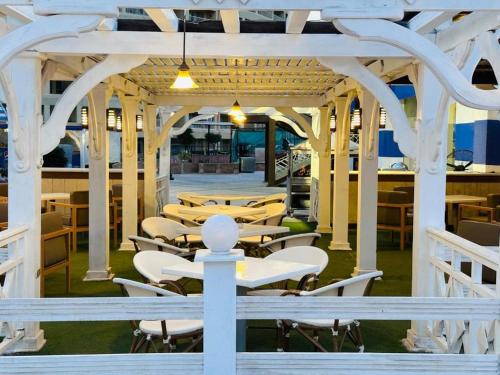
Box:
377 190 413 251
0 202 7 230
40 211 71 297
50 191 116 252
277 271 382 352
457 220 499 284
112 184 145 243
458 193 500 224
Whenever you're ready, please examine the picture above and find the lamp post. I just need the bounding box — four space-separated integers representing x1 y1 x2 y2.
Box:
197 215 242 375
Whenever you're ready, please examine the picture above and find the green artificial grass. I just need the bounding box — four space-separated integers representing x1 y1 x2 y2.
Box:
39 221 412 355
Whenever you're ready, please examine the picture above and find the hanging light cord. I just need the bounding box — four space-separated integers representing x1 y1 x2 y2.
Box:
182 13 186 64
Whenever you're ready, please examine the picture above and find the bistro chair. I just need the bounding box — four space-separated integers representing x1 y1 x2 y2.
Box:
241 202 287 223
277 271 382 353
244 192 287 208
248 246 329 296
161 211 202 227
133 250 193 286
458 193 500 224
40 211 72 297
0 202 7 230
239 210 286 252
259 233 321 253
128 235 195 257
113 278 203 353
177 192 216 207
142 217 203 248
377 190 413 251
457 220 499 284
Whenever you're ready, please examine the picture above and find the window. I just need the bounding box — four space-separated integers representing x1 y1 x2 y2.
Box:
49 81 72 94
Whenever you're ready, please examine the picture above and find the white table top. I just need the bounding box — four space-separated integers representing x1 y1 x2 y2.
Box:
162 255 319 289
41 193 70 201
176 223 289 238
445 195 487 204
194 194 266 202
177 205 266 219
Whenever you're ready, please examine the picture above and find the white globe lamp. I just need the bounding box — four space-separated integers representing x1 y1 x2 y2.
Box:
201 215 239 254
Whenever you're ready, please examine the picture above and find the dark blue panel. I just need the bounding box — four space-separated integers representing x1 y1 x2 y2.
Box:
454 123 474 161
473 120 500 165
379 130 403 157
389 84 416 100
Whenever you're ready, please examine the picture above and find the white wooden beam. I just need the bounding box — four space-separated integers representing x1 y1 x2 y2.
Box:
145 8 178 32
23 0 500 14
220 9 239 34
154 94 325 108
35 32 411 58
408 11 456 34
286 11 309 34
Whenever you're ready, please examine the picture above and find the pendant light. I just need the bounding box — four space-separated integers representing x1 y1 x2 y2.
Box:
229 59 246 124
170 11 198 90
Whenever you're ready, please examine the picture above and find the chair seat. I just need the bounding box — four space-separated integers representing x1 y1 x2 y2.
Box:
293 318 354 328
239 235 272 244
139 319 203 336
247 289 286 297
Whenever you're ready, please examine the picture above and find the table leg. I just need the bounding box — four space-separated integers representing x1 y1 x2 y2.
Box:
236 285 247 352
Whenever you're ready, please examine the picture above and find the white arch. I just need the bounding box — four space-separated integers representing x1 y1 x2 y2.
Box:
333 18 500 110
269 115 308 139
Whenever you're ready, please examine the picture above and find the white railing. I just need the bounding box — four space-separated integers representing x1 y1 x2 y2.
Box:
0 225 28 355
427 227 499 354
0 232 498 374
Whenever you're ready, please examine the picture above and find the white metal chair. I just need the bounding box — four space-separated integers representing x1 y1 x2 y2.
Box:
128 235 194 256
245 192 287 208
141 217 202 247
239 208 287 250
248 246 329 296
259 233 321 253
161 211 202 227
113 277 203 353
133 250 194 285
277 271 383 352
241 202 287 223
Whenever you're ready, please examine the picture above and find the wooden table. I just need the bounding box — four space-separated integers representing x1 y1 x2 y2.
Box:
194 194 266 205
177 205 266 222
176 223 289 238
162 252 318 351
445 195 487 230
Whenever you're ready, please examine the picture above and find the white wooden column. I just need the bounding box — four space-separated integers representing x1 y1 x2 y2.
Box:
118 96 139 251
84 84 113 281
159 109 172 203
5 53 45 351
316 105 332 233
329 96 352 251
143 104 157 218
404 65 448 352
354 90 379 275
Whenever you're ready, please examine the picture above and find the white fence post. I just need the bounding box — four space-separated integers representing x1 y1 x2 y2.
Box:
197 215 243 375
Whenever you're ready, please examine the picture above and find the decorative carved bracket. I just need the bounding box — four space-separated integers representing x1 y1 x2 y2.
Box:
41 54 148 156
155 106 202 150
333 18 500 110
319 57 417 159
275 107 321 152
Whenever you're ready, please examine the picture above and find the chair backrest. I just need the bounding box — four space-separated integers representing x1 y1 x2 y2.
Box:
113 277 179 297
265 246 329 281
486 194 500 209
0 202 8 223
377 190 410 226
260 233 321 252
163 204 200 223
0 183 8 198
251 213 285 227
177 192 207 207
249 193 287 208
128 235 188 254
162 211 201 227
301 271 383 297
142 217 186 242
457 220 500 246
393 186 414 203
41 211 68 267
133 250 191 283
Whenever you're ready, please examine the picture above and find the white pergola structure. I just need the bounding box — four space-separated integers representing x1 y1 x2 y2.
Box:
0 0 498 369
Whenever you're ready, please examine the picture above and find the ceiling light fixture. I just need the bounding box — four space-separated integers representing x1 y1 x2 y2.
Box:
170 11 198 90
229 59 246 125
